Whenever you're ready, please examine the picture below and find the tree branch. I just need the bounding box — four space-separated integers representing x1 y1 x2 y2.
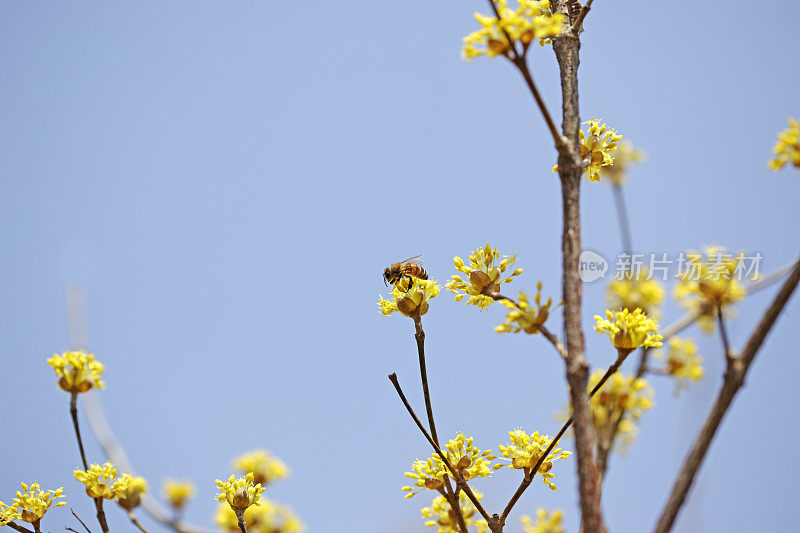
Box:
388 373 492 528
550 0 605 528
411 316 469 533
653 258 800 533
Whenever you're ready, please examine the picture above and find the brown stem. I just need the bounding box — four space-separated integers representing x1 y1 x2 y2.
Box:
92 499 109 533
492 294 567 359
388 373 492 527
600 260 799 479
411 317 468 533
513 59 572 158
128 512 150 533
413 317 440 446
4 523 34 533
500 349 629 522
234 510 247 533
550 2 605 527
71 508 93 533
69 392 90 471
653 259 800 533
716 304 734 362
572 0 595 34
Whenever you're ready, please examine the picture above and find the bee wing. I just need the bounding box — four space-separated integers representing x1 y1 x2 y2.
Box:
399 254 424 265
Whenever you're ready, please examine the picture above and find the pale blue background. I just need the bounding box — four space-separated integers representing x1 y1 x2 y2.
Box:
2 1 799 532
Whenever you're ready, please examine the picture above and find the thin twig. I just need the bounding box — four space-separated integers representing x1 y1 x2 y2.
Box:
5 523 34 533
71 509 92 533
572 0 595 34
128 512 151 533
600 259 799 477
411 316 469 533
485 0 520 60
388 373 493 526
69 392 90 471
493 294 568 359
716 304 734 362
513 59 572 159
67 392 110 533
235 511 247 533
653 259 800 533
500 349 630 521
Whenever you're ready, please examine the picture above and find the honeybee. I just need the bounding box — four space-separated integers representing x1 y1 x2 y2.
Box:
383 255 428 287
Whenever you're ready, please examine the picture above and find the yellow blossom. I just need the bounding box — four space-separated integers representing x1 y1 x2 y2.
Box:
116 474 147 511
214 500 304 533
601 141 645 185
447 244 523 309
402 433 494 498
522 509 564 533
1 482 65 525
554 119 622 182
46 350 104 394
378 277 441 318
232 450 289 486
462 0 565 60
767 117 800 173
494 430 571 490
215 473 265 513
656 337 704 393
0 503 21 526
420 490 488 533
74 463 128 500
674 246 747 333
605 268 664 319
162 479 195 509
594 308 663 353
588 370 653 450
495 283 553 334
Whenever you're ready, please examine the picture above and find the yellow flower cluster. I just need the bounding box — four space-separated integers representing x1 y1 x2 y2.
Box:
462 0 565 60
767 117 800 173
605 268 664 319
162 479 195 509
674 246 746 333
594 308 663 353
215 472 266 513
232 450 289 486
656 338 704 392
378 277 442 318
447 244 523 309
601 141 645 186
214 500 304 533
0 482 65 526
495 283 553 334
521 509 564 533
116 474 147 511
74 463 129 500
494 430 571 490
588 370 653 450
554 120 622 181
47 350 105 394
421 490 488 533
402 433 494 498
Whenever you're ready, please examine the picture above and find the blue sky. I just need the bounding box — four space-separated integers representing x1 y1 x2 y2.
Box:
1 1 799 532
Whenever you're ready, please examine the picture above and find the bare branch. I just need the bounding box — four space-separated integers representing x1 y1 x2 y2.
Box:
387 373 493 527
70 509 92 533
653 259 800 533
572 0 595 34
